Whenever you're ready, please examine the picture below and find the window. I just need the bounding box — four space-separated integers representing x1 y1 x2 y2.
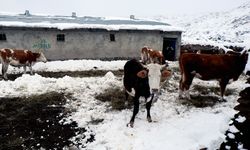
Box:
110 34 115 42
57 34 65 42
0 33 7 41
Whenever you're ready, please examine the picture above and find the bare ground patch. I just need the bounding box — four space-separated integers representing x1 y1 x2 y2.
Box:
179 95 222 108
178 84 236 107
0 92 94 150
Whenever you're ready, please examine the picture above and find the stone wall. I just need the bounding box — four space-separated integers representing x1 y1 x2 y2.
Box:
220 76 250 149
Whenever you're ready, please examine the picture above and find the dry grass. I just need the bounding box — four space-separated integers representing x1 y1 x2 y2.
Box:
95 87 134 110
179 95 222 108
179 84 236 107
192 84 235 96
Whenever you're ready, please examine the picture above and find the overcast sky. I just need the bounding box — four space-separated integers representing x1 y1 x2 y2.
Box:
0 0 248 17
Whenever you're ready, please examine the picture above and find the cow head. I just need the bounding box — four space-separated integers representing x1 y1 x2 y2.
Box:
36 52 47 63
137 63 171 96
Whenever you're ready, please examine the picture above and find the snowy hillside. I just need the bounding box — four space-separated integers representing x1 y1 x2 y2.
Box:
154 1 250 48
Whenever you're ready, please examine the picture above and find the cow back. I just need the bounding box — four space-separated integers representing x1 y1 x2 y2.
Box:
148 50 166 64
12 50 34 64
179 53 248 80
123 59 150 97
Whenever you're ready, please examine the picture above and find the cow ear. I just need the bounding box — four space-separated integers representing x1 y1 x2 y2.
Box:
241 50 249 60
241 50 247 55
161 64 168 71
137 70 148 78
161 70 171 78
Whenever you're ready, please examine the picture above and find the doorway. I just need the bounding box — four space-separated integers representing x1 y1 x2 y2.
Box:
162 38 177 61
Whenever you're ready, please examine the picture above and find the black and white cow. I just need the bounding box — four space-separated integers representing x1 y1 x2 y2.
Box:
123 59 171 127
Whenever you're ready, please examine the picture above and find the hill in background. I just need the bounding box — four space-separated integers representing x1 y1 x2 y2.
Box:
154 1 250 49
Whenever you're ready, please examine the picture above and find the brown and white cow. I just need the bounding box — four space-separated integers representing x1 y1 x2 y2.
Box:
0 48 47 80
148 49 166 65
179 51 248 100
141 46 166 65
141 46 150 64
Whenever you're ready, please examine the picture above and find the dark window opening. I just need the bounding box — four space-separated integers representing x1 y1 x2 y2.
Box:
110 34 115 42
0 34 7 41
57 34 65 42
163 38 177 61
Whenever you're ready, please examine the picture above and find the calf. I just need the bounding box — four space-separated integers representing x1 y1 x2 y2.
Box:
123 59 171 127
148 49 166 64
179 51 248 100
141 46 166 64
0 48 47 80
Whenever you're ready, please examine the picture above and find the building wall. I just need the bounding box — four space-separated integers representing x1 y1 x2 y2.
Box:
0 27 181 60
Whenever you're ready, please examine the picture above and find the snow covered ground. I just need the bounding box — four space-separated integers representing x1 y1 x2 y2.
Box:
1 60 249 149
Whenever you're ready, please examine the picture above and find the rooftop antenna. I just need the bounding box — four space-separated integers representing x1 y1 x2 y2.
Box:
24 10 31 16
72 12 77 18
130 15 135 20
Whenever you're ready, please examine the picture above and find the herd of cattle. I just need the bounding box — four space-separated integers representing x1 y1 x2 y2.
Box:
0 47 249 127
124 46 248 127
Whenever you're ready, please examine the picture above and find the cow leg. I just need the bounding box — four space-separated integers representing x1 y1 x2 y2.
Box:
179 77 184 98
150 57 153 63
23 66 27 74
125 91 129 106
127 96 140 128
2 64 9 80
182 73 194 99
1 64 4 75
29 65 33 75
184 89 191 100
185 74 195 99
219 79 229 101
179 72 188 96
180 72 194 99
146 97 153 123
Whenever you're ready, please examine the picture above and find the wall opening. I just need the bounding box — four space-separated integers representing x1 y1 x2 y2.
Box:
0 33 7 41
57 34 65 42
162 38 177 61
110 34 115 42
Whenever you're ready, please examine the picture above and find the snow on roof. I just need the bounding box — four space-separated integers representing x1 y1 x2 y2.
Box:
0 13 183 31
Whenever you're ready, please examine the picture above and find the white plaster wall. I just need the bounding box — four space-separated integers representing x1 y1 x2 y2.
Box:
0 28 181 60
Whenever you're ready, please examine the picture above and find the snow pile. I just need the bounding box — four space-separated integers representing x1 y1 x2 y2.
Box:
5 60 126 74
